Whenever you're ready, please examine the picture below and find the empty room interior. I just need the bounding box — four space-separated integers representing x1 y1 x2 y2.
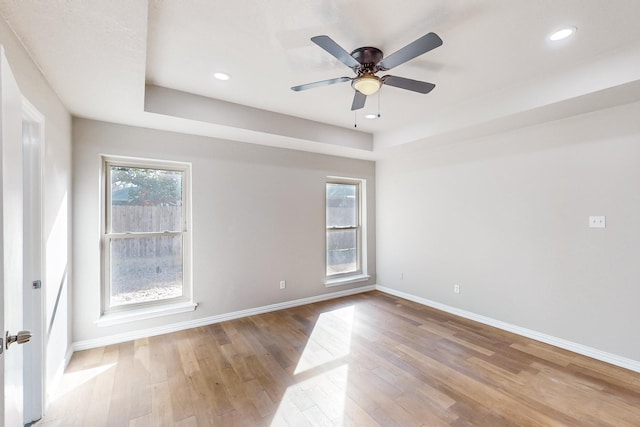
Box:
0 1 639 426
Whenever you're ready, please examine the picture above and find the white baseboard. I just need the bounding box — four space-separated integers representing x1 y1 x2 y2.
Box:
72 285 376 352
375 285 640 373
70 283 640 373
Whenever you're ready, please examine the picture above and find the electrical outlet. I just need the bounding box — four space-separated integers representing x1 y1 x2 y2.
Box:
400 272 404 280
279 280 286 289
589 216 606 228
454 284 460 294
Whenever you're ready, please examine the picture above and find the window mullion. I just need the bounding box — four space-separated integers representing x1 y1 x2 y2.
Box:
106 231 184 239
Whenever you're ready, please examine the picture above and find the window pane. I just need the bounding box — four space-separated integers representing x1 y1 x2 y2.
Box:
110 235 183 306
326 183 357 227
110 166 183 233
327 229 357 275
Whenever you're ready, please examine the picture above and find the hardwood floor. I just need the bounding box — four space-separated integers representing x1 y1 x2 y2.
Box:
36 291 640 426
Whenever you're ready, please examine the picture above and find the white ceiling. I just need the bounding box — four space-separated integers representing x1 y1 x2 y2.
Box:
1 0 640 159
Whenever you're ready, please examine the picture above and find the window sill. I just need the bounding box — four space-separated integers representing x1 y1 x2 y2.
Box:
325 274 370 287
96 301 198 327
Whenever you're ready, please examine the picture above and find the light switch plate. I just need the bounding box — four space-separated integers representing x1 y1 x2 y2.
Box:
589 216 606 228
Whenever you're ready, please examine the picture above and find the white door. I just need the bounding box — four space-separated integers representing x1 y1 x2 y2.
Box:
0 47 27 426
23 100 44 424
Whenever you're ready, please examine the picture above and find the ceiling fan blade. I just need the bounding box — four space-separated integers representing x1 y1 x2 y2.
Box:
311 35 360 69
291 76 351 91
351 90 366 110
377 32 443 70
382 75 435 94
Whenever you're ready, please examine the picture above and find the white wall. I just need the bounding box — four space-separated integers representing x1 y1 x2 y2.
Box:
376 101 640 362
0 18 73 403
72 118 376 343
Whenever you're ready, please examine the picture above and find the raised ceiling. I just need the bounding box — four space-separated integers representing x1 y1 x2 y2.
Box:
1 0 639 159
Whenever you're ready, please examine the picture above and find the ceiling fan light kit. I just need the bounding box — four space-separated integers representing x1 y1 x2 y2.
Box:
352 73 381 95
291 32 443 111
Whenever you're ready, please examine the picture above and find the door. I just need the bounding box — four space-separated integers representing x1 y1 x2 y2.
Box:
0 47 27 426
23 100 44 424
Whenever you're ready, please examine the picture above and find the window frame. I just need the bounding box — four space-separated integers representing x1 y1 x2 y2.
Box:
325 177 369 286
101 155 193 316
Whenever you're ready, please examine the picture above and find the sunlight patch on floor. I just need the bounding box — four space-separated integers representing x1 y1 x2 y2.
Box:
271 364 349 426
270 305 355 425
293 305 354 376
51 363 116 402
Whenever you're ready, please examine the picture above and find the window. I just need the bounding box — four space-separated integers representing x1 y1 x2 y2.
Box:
326 178 368 285
102 156 192 316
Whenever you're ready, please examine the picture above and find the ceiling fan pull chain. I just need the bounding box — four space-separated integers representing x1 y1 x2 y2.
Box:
378 89 382 118
354 111 357 128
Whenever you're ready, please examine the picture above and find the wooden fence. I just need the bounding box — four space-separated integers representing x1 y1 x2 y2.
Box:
111 206 182 258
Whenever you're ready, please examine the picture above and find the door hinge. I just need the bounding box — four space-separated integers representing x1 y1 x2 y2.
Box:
33 279 41 289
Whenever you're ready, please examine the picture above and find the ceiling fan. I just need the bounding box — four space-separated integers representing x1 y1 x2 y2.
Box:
291 32 443 111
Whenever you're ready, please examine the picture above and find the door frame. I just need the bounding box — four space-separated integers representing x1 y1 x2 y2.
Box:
22 97 45 423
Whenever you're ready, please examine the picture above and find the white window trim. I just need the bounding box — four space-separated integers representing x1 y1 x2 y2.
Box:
95 301 198 327
100 155 194 318
325 274 371 287
325 176 368 286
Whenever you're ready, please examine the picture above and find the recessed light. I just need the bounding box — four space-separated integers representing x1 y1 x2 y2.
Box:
549 27 576 41
213 72 230 81
365 113 378 119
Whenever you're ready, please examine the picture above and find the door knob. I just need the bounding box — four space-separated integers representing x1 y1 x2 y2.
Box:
5 330 32 350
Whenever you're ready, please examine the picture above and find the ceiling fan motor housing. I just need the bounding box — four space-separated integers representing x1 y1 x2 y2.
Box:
350 47 384 73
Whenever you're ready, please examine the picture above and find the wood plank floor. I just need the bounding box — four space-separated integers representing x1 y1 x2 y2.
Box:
35 291 640 426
